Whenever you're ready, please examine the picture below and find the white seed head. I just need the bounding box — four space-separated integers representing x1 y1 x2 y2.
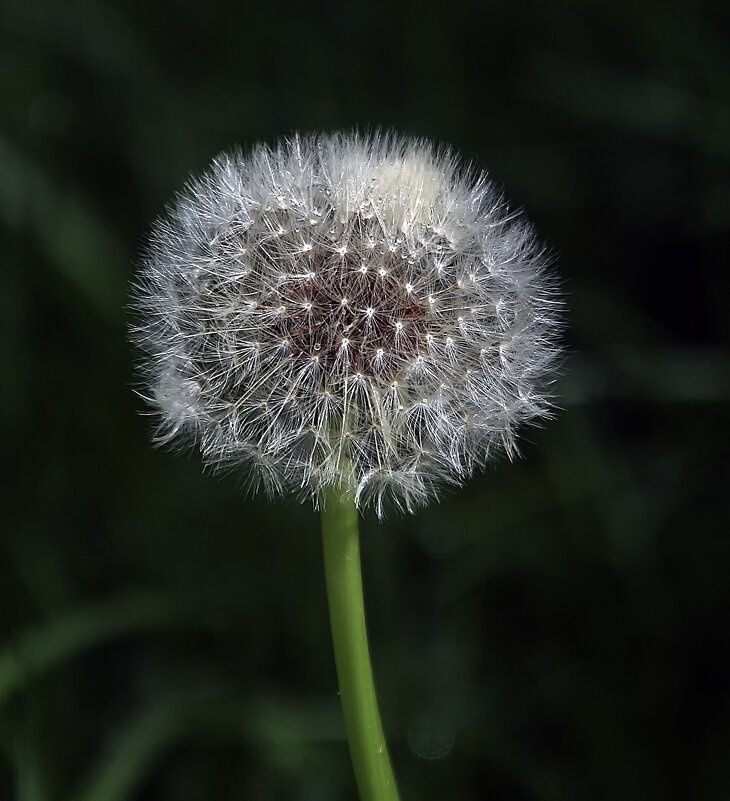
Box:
131 131 561 517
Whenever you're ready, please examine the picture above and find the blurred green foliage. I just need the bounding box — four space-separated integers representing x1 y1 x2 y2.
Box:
1 0 729 799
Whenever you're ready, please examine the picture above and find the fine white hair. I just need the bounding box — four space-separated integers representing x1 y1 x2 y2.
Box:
131 131 561 516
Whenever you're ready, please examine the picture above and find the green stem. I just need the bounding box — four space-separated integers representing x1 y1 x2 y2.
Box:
321 487 400 801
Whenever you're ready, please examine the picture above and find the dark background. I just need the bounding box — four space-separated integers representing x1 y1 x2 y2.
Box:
2 1 729 799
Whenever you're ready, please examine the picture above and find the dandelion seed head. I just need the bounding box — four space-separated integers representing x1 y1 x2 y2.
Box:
131 131 561 516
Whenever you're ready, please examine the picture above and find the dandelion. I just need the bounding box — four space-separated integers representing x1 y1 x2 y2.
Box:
131 131 561 801
132 132 560 518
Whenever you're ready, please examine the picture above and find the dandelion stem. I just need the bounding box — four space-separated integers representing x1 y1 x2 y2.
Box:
321 488 400 801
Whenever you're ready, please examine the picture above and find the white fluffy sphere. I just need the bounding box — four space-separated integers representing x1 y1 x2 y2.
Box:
132 132 561 516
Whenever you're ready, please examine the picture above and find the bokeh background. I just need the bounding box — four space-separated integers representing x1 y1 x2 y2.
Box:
2 1 729 799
